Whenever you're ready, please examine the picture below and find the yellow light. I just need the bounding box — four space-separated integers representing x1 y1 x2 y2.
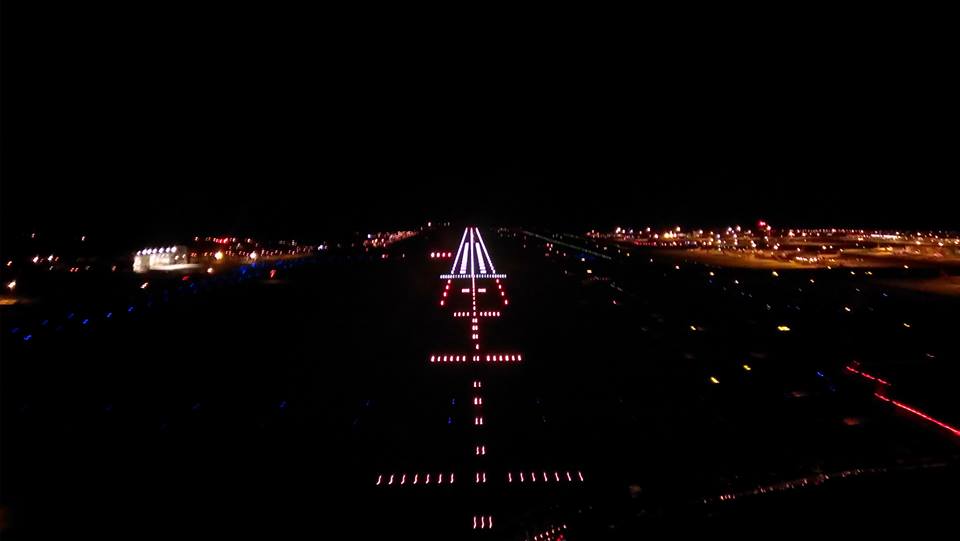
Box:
249 251 258 260
743 364 751 371
777 325 791 332
586 269 592 274
5 280 15 291
709 376 720 384
207 267 214 274
771 271 779 277
902 322 911 328
214 251 224 261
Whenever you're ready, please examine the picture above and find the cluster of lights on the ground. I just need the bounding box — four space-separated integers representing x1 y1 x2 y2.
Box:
375 227 583 533
364 231 417 249
587 223 960 268
520 225 960 526
8 256 296 344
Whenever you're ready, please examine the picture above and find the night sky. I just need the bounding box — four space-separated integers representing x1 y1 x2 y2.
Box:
2 6 957 252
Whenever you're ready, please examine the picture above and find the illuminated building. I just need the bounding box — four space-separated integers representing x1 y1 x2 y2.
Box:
133 245 197 273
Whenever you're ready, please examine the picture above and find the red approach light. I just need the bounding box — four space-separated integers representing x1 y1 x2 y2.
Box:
845 365 890 386
473 516 494 529
875 393 960 437
269 269 277 278
506 470 582 483
376 472 455 486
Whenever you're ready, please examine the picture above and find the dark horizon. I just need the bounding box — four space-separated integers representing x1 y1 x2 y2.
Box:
3 5 958 249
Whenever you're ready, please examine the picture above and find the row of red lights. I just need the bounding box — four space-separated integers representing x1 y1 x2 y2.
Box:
375 469 586 486
874 392 960 437
453 311 501 317
429 354 523 363
845 365 891 386
375 472 456 485
439 278 452 307
527 524 568 541
507 471 584 483
431 354 469 363
845 363 960 437
485 354 521 362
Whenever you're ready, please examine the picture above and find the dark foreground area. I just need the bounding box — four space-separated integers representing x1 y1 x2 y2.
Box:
3 227 959 538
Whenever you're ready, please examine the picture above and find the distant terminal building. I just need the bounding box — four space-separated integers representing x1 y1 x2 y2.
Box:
133 245 198 273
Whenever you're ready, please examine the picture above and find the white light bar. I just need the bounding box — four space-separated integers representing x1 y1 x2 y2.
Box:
451 228 470 274
468 228 475 276
149 263 202 271
474 228 496 273
440 274 506 279
475 242 487 273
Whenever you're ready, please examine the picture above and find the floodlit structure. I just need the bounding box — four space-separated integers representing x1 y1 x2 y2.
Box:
133 245 198 273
